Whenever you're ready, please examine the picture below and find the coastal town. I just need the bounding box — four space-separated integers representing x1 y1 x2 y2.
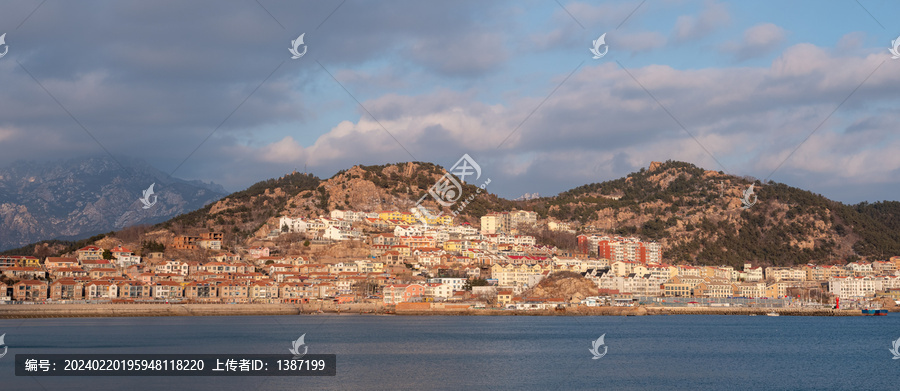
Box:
1 208 899 311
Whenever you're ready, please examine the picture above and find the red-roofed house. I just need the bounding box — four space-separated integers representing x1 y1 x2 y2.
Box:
86 281 118 299
50 279 84 300
118 281 151 299
45 257 78 270
75 246 104 261
218 281 249 302
2 266 46 279
249 281 279 301
14 280 48 301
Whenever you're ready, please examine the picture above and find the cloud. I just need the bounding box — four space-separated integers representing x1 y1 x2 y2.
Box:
721 23 786 61
1 1 899 205
406 31 509 76
672 1 730 42
613 31 668 54
226 40 900 203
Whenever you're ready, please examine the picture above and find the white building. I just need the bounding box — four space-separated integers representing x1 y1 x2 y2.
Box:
829 276 900 299
278 216 307 233
744 263 764 282
329 262 359 274
323 226 360 241
428 278 466 292
394 225 425 237
425 283 454 299
829 277 876 299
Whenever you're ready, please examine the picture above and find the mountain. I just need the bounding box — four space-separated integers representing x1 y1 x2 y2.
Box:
542 161 900 266
5 160 900 268
513 192 540 201
0 156 227 250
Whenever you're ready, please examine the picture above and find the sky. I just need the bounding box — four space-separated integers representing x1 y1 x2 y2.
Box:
0 0 899 204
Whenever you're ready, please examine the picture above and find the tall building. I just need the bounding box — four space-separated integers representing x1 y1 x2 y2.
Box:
579 235 660 263
481 210 537 234
480 213 510 235
510 210 538 228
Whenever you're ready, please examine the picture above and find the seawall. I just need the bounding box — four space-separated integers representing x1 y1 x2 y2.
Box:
392 305 864 317
0 303 865 318
0 303 387 319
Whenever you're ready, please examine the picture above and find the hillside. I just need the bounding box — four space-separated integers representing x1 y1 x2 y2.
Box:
535 161 900 266
4 160 900 268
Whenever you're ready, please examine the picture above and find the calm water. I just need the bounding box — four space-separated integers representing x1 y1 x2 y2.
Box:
0 313 898 390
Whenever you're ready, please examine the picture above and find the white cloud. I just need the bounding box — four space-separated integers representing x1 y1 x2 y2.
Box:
721 23 786 61
672 0 730 42
228 40 900 202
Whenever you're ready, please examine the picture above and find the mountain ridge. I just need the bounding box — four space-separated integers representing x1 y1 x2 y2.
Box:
0 155 228 250
4 160 900 268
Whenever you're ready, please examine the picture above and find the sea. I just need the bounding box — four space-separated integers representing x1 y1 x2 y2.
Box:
0 313 898 390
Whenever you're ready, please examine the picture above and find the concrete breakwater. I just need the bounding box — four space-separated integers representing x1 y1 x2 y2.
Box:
0 303 387 319
642 306 863 316
393 306 864 317
0 303 865 318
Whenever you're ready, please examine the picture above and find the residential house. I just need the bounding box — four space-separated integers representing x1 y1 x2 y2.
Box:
218 281 250 302
743 263 764 282
329 262 359 274
765 282 789 298
846 262 875 277
44 257 79 270
662 276 696 297
248 247 270 259
497 290 514 306
280 282 312 303
198 232 223 250
2 266 46 279
13 280 48 301
110 246 141 267
185 282 218 301
75 246 103 261
118 281 151 299
86 281 118 299
80 259 113 271
152 281 185 300
382 284 425 304
156 260 189 276
693 278 735 298
89 268 121 279
873 261 897 274
735 282 766 298
51 267 87 279
249 281 280 301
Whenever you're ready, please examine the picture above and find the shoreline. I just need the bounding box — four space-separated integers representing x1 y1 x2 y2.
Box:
0 303 869 318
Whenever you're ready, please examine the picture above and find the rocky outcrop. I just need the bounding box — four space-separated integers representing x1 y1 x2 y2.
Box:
523 272 598 303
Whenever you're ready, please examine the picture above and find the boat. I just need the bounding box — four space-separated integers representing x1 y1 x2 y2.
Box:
766 312 779 316
861 309 888 316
